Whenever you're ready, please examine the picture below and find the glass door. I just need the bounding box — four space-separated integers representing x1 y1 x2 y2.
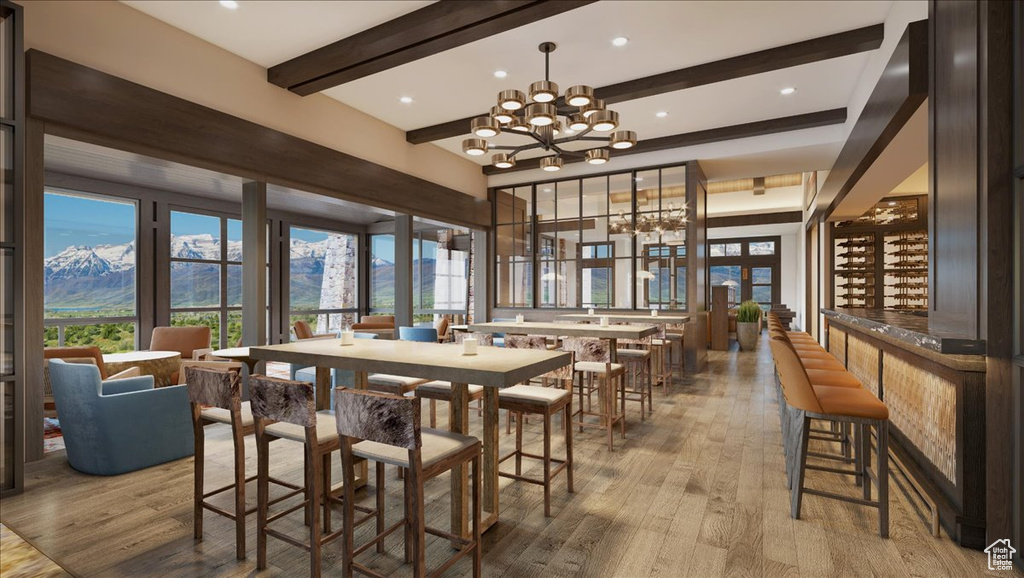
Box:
708 236 782 311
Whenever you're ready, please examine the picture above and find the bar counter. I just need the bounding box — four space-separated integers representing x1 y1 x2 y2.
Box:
821 307 987 549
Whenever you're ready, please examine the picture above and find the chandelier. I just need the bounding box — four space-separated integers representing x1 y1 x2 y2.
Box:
462 42 637 171
609 202 689 241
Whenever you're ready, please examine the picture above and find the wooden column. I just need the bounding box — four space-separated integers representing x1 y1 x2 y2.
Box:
928 0 1015 547
22 118 43 462
241 181 267 347
473 230 488 323
685 160 708 372
395 215 414 329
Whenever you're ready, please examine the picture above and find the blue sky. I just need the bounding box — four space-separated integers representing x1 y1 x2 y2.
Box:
44 192 136 257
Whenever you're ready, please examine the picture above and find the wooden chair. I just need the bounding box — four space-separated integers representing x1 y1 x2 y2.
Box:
150 326 212 383
562 337 626 450
366 327 436 396
613 326 654 420
500 335 575 517
415 332 492 428
334 387 482 578
184 363 303 561
249 375 371 578
43 346 141 417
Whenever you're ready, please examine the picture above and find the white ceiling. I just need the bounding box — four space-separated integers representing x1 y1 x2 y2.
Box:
122 0 896 188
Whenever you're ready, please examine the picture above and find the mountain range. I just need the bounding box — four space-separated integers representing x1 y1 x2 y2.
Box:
44 234 396 312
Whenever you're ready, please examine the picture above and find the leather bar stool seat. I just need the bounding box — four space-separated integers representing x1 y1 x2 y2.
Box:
805 369 862 388
813 385 889 420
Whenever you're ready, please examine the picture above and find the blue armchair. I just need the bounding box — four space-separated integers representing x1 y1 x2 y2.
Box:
48 359 194 476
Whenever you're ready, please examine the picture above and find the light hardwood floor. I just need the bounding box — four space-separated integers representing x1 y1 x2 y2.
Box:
0 342 1018 577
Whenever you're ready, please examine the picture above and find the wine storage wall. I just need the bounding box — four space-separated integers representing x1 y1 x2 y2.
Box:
831 195 928 311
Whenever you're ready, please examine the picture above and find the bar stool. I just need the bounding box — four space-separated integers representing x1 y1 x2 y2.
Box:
613 326 654 420
184 363 304 561
249 375 373 578
366 326 436 395
334 387 482 578
562 337 626 450
770 340 890 537
501 335 575 516
415 332 492 428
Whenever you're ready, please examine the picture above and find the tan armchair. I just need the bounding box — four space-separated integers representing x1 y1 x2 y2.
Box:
434 315 451 343
150 326 212 383
43 346 142 416
292 319 336 340
351 314 395 331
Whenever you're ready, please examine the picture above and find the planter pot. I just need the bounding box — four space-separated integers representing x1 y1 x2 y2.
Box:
736 321 760 351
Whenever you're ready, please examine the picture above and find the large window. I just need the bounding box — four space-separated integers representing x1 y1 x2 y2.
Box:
43 191 138 353
369 234 395 314
708 236 781 310
289 226 358 335
415 228 469 323
497 164 688 310
170 210 242 349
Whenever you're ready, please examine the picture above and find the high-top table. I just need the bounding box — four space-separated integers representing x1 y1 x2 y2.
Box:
250 338 571 537
468 321 659 362
555 312 690 325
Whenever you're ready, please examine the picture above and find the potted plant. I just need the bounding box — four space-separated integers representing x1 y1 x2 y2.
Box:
736 300 763 351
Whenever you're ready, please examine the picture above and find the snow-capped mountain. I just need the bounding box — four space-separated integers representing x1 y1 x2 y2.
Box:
44 246 117 279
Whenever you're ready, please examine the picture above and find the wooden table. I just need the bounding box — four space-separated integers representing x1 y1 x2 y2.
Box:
103 350 181 387
555 313 690 325
468 321 659 362
250 338 571 537
209 347 260 373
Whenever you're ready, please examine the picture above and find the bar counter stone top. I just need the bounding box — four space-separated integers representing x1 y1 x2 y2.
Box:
822 308 986 369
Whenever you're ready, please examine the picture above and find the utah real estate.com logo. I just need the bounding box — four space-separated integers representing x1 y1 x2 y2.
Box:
985 539 1016 571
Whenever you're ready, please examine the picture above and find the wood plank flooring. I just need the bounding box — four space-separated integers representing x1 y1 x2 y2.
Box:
0 342 1018 577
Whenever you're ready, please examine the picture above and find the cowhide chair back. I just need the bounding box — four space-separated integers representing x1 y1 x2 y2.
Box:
333 387 421 450
185 365 241 410
248 375 316 427
561 336 611 363
453 331 494 346
505 335 575 382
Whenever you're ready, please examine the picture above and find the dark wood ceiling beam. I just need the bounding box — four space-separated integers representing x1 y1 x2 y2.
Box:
482 108 847 175
408 24 882 144
269 0 596 96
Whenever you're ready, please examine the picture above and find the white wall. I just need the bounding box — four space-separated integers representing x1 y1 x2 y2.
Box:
708 222 804 329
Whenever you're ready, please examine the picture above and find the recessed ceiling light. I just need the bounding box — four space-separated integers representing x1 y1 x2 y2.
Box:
543 188 552 192
493 70 508 79
888 201 897 206
399 96 414 104
219 0 238 8
612 36 629 47
780 87 796 95
655 111 668 118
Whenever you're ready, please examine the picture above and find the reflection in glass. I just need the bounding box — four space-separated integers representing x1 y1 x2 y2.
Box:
1 126 11 244
2 250 12 375
171 262 220 308
495 186 532 224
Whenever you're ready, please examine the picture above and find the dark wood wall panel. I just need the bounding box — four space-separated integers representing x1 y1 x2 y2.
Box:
24 51 490 229
929 2 979 337
687 161 708 373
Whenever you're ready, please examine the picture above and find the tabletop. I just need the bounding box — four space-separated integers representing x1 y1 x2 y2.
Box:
556 313 690 324
210 347 256 361
102 350 180 362
469 321 659 340
250 338 570 388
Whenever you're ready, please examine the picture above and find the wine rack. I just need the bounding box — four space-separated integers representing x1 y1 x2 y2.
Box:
831 195 928 311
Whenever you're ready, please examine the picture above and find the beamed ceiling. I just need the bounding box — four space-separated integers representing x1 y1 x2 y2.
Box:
123 0 903 183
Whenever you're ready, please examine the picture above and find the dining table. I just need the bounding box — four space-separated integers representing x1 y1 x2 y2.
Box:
468 320 660 362
249 337 571 539
555 312 690 325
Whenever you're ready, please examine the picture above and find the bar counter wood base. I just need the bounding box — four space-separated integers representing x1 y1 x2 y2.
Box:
823 310 987 549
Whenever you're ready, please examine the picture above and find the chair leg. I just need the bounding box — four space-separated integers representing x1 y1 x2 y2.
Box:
376 461 386 554
619 376 626 439
861 423 872 502
322 452 332 534
646 357 653 414
471 455 482 578
604 377 613 451
307 445 322 578
564 401 574 493
790 415 810 520
256 432 270 570
515 411 524 476
193 421 205 542
231 422 247 560
543 412 552 517
340 442 356 578
403 474 413 564
429 399 437 429
578 373 586 433
877 421 890 538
